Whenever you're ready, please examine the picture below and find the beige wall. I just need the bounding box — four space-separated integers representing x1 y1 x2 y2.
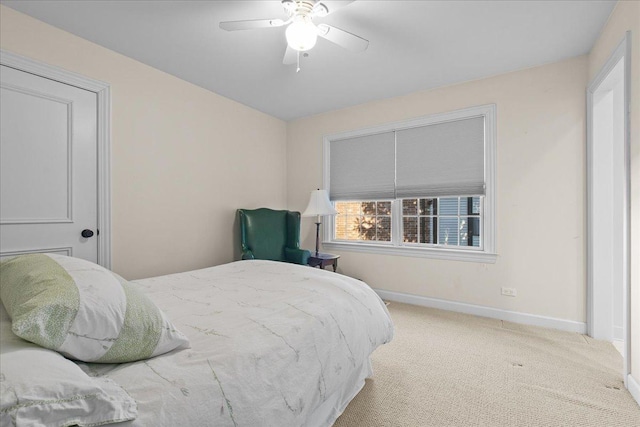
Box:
0 5 288 280
288 56 588 324
588 0 640 381
3 4 634 372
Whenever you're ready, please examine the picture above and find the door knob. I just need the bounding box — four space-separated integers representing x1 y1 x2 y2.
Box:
81 229 94 238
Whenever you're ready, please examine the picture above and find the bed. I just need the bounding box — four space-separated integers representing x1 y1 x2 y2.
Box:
0 258 394 427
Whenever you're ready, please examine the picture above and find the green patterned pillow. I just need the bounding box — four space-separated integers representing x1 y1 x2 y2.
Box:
0 254 189 363
0 303 138 425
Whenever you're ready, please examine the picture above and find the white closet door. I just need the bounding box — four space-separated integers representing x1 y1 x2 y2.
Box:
1 64 98 262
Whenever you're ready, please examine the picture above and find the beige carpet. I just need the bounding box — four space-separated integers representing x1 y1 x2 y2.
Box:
334 302 640 426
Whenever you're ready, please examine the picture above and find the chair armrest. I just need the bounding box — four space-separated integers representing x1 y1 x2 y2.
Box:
285 247 311 265
241 249 255 260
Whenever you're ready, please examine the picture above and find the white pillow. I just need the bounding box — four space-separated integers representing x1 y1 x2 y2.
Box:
0 253 189 363
0 305 138 426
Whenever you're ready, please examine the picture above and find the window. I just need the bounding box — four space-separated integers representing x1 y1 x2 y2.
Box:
334 197 481 247
402 197 481 247
323 105 496 263
335 201 392 242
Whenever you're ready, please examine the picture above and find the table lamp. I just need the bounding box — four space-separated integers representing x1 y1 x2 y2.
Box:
302 189 338 256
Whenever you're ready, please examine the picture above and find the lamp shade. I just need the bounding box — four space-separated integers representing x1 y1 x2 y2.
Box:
302 189 338 218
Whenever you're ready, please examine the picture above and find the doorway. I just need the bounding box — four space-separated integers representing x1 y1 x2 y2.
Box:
0 50 112 268
586 32 631 385
1 64 98 262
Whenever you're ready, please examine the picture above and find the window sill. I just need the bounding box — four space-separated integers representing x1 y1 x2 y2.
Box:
322 241 497 263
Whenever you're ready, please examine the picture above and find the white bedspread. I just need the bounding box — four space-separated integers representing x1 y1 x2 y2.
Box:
79 260 393 427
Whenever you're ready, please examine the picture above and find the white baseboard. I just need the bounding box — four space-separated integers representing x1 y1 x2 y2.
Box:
374 289 587 334
628 374 640 407
613 325 624 341
612 340 625 357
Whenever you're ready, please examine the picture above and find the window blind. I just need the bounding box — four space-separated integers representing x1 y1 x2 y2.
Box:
329 131 395 201
395 116 485 198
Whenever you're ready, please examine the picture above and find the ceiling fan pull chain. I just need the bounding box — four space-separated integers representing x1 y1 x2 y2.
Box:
296 50 301 73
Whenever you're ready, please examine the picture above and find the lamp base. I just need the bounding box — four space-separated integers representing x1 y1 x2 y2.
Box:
314 222 321 256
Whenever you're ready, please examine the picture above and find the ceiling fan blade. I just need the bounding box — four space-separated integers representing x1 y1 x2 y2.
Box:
317 24 369 52
313 1 356 17
283 45 297 65
219 18 284 31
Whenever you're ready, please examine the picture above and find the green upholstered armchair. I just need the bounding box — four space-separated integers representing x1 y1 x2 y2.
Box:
238 208 311 265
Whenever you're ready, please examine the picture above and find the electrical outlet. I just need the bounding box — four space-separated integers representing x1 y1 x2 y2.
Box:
501 287 517 297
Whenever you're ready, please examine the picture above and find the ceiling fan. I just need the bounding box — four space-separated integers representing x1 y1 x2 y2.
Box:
219 0 368 69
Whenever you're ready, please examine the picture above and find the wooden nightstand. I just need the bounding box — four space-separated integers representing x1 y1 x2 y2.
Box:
308 252 340 272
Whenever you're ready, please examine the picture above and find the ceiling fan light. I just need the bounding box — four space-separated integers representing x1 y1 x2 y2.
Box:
286 18 318 51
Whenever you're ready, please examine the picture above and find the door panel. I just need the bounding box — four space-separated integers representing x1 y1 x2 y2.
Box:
0 65 98 262
1 84 72 222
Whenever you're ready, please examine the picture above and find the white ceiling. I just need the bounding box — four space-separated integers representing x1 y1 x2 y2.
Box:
3 1 616 121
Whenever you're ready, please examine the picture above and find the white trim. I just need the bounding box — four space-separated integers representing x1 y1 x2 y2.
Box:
612 339 625 357
484 104 497 254
0 219 74 225
96 81 112 270
0 50 111 92
0 49 112 269
323 241 497 263
1 246 73 258
627 374 640 407
374 288 587 334
585 32 631 378
322 104 497 263
613 325 624 341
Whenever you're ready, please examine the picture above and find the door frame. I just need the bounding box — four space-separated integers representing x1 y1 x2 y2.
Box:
586 32 631 385
0 49 112 269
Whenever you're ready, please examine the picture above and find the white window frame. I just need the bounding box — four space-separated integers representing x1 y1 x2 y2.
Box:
399 196 483 249
322 104 497 263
